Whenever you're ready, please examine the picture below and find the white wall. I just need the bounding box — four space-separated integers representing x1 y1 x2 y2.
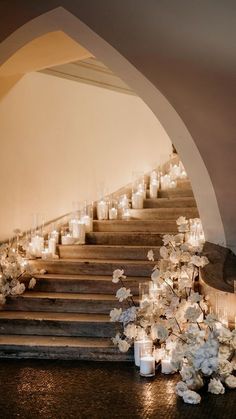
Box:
0 71 172 240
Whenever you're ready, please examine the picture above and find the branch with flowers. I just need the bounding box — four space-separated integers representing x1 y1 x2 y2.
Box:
110 217 236 404
0 230 40 305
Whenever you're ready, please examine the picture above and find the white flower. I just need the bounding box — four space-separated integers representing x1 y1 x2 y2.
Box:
153 347 166 362
116 287 132 302
225 375 236 389
184 306 202 322
151 268 160 282
147 250 154 261
218 327 232 344
176 216 187 226
180 365 195 382
208 378 225 395
176 381 188 397
204 313 217 327
111 333 121 346
119 307 137 324
11 281 25 295
112 269 126 284
160 246 169 259
180 252 191 263
189 292 202 304
169 250 181 264
182 390 201 404
110 308 122 322
163 234 175 246
124 323 137 339
218 359 233 378
28 277 36 289
118 339 130 353
191 255 209 267
219 344 232 360
156 324 169 341
186 374 204 391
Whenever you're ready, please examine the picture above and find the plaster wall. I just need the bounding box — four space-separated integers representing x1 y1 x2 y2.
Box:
0 71 172 240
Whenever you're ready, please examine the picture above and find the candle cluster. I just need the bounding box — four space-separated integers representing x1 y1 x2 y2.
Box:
97 195 131 220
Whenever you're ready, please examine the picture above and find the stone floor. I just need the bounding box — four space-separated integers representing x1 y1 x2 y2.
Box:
0 360 235 419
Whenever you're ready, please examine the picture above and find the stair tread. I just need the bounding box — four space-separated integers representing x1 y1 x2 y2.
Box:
32 258 155 265
58 244 160 249
12 292 120 301
0 311 110 322
34 273 149 281
0 335 113 348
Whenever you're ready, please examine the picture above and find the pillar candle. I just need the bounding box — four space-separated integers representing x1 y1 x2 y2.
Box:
81 215 93 233
161 357 175 374
109 207 118 220
97 200 108 220
132 192 143 209
61 235 75 245
140 355 155 377
149 179 159 198
31 235 44 257
48 237 56 255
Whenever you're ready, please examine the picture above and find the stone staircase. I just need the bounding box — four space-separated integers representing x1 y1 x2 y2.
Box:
0 177 198 360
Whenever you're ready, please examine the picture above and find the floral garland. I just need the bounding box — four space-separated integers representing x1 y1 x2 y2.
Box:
0 230 37 305
110 217 236 404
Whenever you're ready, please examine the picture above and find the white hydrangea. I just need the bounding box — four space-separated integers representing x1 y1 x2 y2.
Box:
116 287 132 302
208 378 225 395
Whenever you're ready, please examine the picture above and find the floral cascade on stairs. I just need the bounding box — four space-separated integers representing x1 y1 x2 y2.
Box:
110 217 236 404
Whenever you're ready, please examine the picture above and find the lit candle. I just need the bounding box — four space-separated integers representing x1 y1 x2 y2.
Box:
134 339 152 367
81 215 93 233
97 200 109 220
48 237 56 255
41 248 53 260
149 179 159 198
30 235 44 257
109 207 118 220
122 208 131 220
50 230 59 244
132 192 143 209
161 357 175 374
61 234 75 245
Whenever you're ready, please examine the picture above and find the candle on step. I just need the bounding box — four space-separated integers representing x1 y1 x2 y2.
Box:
81 214 93 233
41 248 53 260
149 179 159 198
132 191 143 209
61 234 75 245
109 207 118 220
30 235 44 257
134 339 152 367
97 200 109 220
50 229 59 244
48 237 56 255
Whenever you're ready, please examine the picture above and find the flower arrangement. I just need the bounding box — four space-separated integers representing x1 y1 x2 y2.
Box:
0 230 37 305
110 217 236 404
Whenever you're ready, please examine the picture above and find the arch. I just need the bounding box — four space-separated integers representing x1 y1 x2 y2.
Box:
0 6 226 247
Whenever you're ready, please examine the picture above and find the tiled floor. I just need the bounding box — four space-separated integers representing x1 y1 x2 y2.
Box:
0 360 235 419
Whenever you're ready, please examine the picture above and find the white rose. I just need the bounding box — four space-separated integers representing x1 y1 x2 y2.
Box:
163 234 175 245
112 269 126 283
184 306 202 322
151 268 160 282
218 327 232 344
176 381 188 397
180 252 191 263
180 365 195 382
160 246 169 260
28 277 36 289
189 292 203 304
218 359 233 378
118 339 130 353
191 255 209 267
110 308 122 322
116 287 132 302
147 250 154 261
11 281 25 295
225 375 236 389
176 216 187 226
208 378 225 394
111 333 121 346
169 250 181 264
124 323 137 339
182 390 201 404
186 374 204 391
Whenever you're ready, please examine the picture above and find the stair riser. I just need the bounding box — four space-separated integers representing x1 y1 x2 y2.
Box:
86 233 164 246
0 346 133 361
4 298 129 314
93 221 177 233
30 260 154 277
144 198 196 208
58 246 160 260
0 320 116 337
23 278 143 295
158 189 194 198
129 208 198 220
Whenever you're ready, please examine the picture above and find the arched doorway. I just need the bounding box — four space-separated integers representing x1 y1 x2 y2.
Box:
0 6 226 247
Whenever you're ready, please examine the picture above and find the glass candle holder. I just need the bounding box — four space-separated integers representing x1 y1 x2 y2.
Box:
108 200 118 220
161 355 175 375
139 281 151 308
97 199 109 220
149 178 159 198
140 344 155 377
134 338 152 367
81 201 93 232
132 191 144 209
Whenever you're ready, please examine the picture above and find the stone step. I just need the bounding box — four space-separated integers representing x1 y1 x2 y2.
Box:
4 292 134 314
93 220 177 232
0 312 115 338
58 244 160 260
129 207 198 220
23 274 148 295
29 258 155 277
86 232 165 246
0 335 132 361
143 197 196 208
